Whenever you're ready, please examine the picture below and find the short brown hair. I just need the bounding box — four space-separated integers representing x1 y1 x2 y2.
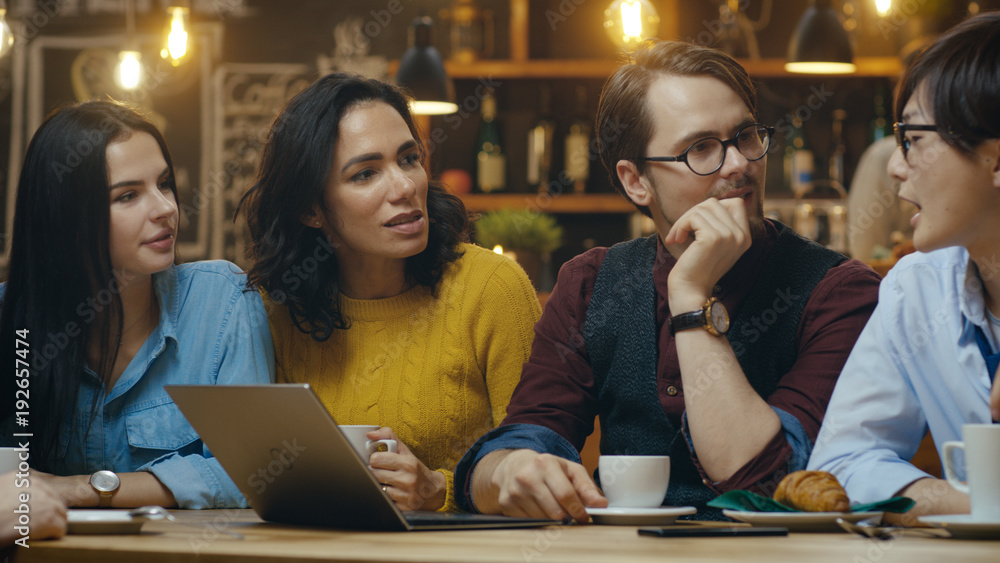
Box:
596 40 757 216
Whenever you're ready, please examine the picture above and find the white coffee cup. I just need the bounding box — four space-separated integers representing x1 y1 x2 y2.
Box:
943 423 1000 522
598 455 670 508
339 425 397 462
0 447 20 475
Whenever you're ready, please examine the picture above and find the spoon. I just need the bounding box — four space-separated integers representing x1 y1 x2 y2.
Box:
836 517 951 540
129 505 176 521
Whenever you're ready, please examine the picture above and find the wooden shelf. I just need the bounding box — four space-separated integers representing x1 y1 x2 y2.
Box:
459 193 636 214
389 56 901 80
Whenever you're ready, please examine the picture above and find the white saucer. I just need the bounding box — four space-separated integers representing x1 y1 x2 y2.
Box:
917 514 1000 540
67 510 147 535
586 506 697 526
723 510 884 533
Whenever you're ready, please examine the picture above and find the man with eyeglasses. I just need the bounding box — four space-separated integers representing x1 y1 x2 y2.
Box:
455 40 880 521
808 11 1000 524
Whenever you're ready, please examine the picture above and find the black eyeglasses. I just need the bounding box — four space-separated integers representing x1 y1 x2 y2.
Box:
893 122 940 162
634 123 775 176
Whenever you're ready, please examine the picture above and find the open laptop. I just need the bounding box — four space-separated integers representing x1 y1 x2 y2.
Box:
166 384 555 531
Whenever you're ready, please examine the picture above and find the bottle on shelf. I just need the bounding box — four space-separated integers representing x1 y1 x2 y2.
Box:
829 109 847 189
869 82 892 144
476 90 506 193
564 85 592 195
527 84 556 194
783 116 814 199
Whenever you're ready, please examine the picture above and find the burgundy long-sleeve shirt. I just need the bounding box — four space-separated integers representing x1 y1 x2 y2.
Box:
502 221 881 494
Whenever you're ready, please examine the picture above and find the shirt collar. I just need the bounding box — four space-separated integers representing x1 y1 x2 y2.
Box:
958 250 991 333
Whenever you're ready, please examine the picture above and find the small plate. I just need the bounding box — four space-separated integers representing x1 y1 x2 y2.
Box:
586 506 697 526
918 514 1000 540
67 510 146 535
723 510 884 533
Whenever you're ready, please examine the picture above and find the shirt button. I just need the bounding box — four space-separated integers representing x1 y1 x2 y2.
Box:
666 385 678 396
702 478 710 485
713 284 722 294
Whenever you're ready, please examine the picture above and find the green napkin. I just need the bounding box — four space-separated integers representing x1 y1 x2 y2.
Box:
707 490 914 513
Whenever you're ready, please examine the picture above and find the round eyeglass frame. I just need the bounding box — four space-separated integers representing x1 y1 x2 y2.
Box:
634 123 775 176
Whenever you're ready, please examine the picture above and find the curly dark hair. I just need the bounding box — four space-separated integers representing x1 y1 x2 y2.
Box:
237 73 468 341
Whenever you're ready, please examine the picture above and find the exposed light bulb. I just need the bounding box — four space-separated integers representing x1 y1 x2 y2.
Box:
875 0 891 17
603 0 660 48
0 8 14 59
161 6 189 65
410 100 459 116
620 1 643 40
117 50 142 90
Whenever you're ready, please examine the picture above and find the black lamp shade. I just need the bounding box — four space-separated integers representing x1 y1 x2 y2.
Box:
395 17 457 115
785 1 856 74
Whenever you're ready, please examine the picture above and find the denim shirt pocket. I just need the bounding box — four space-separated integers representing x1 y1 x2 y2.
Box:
125 399 201 468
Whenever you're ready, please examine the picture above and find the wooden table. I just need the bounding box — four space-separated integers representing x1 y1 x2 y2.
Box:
8 509 998 563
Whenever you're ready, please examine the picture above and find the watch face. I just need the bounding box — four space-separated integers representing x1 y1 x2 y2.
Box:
91 470 120 492
709 300 729 333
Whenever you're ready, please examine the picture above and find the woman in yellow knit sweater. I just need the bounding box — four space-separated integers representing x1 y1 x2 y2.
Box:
237 74 541 513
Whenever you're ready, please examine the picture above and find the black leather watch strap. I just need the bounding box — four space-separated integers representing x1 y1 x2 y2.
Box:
668 309 705 336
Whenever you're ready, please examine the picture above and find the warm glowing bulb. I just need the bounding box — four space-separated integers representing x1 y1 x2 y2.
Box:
493 245 504 255
620 1 643 42
410 100 459 115
604 0 660 48
117 50 142 90
0 9 14 60
161 7 189 65
875 0 891 16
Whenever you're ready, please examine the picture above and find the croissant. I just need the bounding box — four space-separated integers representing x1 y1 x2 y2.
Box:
773 470 850 512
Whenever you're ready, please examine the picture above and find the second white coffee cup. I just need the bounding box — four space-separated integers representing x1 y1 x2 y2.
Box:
598 455 670 508
943 423 1000 522
339 425 397 462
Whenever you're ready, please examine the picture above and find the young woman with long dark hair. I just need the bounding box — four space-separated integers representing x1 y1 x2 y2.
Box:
239 74 540 512
0 101 274 509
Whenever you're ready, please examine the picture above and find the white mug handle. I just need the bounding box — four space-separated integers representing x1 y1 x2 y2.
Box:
366 439 397 455
942 440 970 494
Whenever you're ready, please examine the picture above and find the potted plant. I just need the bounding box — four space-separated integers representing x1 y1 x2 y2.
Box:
473 208 563 287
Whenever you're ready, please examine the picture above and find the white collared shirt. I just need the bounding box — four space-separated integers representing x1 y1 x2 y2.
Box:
808 246 994 504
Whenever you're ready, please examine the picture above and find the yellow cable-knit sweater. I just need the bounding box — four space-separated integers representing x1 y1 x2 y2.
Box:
265 243 541 512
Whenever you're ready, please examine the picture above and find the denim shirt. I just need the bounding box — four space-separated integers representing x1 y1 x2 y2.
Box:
6 261 275 508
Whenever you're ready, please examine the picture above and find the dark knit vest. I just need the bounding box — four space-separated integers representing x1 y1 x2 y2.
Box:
582 222 846 518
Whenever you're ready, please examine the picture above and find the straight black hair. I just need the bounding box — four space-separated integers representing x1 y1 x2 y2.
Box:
0 101 177 470
895 11 1000 155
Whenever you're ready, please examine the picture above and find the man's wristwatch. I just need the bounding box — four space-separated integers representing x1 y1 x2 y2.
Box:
90 470 120 508
668 297 729 336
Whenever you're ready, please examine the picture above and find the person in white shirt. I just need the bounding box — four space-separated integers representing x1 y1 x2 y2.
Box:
808 11 1000 525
